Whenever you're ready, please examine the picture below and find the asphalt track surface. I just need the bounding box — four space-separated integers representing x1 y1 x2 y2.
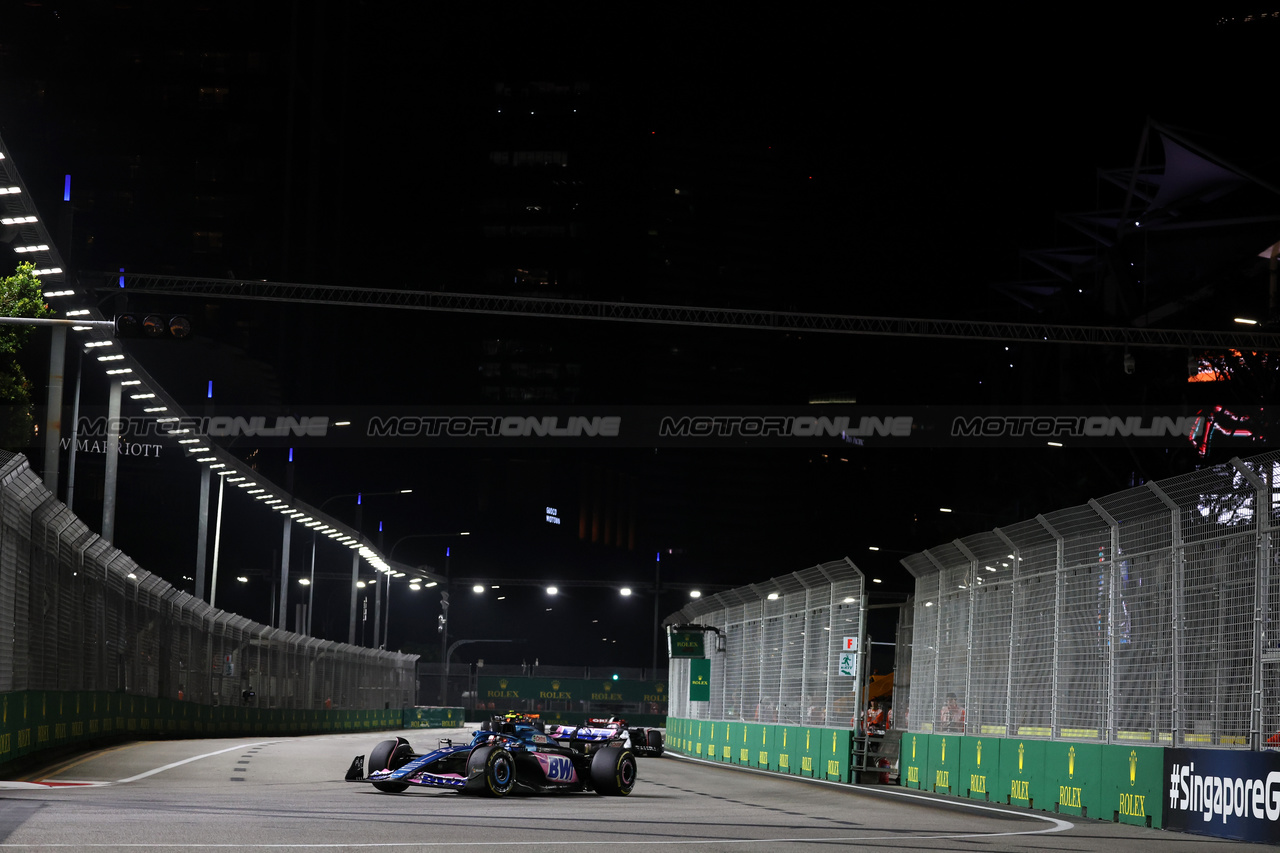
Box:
0 728 1263 851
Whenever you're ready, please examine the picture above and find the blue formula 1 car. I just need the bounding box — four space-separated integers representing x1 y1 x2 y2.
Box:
345 714 637 797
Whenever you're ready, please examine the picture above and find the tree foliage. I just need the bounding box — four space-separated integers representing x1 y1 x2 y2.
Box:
1197 350 1280 403
0 262 53 449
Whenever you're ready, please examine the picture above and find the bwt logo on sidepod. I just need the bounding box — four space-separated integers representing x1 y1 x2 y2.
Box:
537 754 576 782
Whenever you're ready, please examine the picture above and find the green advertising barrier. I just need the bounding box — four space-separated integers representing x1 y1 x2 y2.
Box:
692 719 709 758
713 719 732 763
1044 741 1103 818
924 733 960 795
777 725 799 774
1102 744 1161 828
0 690 409 774
403 706 466 728
702 719 718 761
778 726 819 777
734 722 755 766
999 738 1047 809
694 719 710 759
668 717 684 752
679 718 695 754
820 727 852 783
771 725 791 773
660 721 1168 835
727 720 743 762
797 727 820 777
753 724 775 770
960 735 1000 801
900 731 928 789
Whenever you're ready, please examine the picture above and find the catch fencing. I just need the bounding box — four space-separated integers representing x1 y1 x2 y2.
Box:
664 558 867 728
0 451 415 710
901 450 1280 749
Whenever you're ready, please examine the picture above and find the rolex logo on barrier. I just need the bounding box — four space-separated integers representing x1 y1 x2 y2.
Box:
976 740 982 767
1018 742 1024 772
552 680 560 690
1068 746 1075 779
941 738 946 763
499 679 508 689
1129 750 1137 786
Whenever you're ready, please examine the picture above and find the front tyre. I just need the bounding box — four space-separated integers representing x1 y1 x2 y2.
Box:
466 745 516 797
590 745 637 796
368 738 413 793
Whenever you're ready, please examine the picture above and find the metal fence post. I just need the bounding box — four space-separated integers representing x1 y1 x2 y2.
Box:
953 540 978 734
1089 499 1120 744
1036 515 1063 739
995 528 1019 736
924 552 945 734
1147 480 1181 745
1231 458 1270 751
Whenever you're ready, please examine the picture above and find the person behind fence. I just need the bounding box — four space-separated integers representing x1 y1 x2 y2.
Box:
867 701 887 733
939 692 965 732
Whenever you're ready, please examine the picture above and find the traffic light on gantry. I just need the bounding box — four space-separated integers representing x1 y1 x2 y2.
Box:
114 313 192 339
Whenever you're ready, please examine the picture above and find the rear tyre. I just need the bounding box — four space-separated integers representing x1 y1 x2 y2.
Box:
590 746 637 796
368 738 413 793
646 730 665 757
466 745 515 797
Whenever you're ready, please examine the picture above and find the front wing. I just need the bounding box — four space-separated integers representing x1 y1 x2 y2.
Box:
346 746 471 791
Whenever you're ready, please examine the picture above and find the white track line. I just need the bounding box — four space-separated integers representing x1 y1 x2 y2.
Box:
0 831 1076 847
0 740 283 789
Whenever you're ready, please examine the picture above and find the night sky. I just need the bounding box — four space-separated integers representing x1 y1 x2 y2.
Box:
0 4 1277 669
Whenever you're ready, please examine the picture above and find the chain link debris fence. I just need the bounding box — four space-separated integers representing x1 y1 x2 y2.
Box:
0 452 415 710
664 558 866 728
900 450 1280 749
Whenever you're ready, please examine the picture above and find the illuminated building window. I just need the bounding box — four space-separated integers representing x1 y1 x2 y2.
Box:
198 87 229 108
193 231 224 253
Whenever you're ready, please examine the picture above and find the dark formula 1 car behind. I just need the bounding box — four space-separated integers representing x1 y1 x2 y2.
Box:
346 714 637 797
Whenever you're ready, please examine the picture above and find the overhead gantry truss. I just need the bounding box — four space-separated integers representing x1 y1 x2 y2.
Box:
101 272 1280 351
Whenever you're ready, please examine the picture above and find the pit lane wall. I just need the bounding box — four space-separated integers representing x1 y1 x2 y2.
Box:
667 719 1280 842
898 732 1280 844
897 732 1164 827
665 717 858 783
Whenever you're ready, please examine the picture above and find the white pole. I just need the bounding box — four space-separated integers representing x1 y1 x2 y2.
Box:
101 377 121 541
210 474 226 608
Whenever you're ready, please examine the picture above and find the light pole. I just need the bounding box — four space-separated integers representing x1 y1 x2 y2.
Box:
653 552 661 673
306 489 413 643
441 546 451 704
386 532 468 658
